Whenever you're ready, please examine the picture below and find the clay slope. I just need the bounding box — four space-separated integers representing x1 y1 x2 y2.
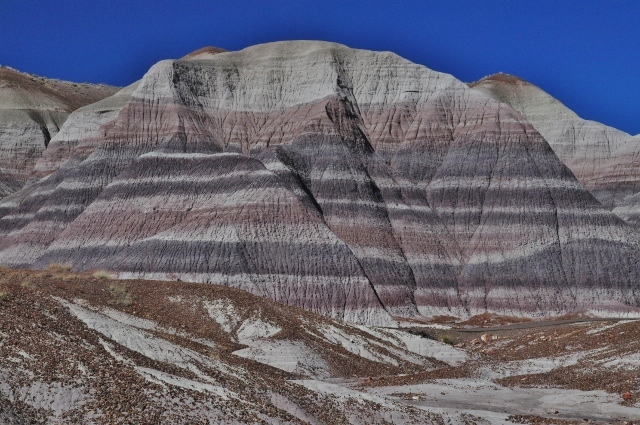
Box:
32 47 226 180
30 81 140 181
1 41 639 324
0 66 118 196
470 74 640 226
0 268 453 424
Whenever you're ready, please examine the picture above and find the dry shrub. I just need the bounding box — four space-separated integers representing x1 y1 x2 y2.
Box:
108 283 133 307
440 335 456 345
20 279 35 289
48 263 72 274
92 270 112 280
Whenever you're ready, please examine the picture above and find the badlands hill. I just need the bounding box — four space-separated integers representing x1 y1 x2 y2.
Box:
0 267 458 424
32 47 227 181
471 74 640 225
0 66 118 196
0 41 639 325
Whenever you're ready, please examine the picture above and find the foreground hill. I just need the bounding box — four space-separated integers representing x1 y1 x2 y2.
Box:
0 267 460 424
0 66 118 196
470 74 640 226
1 268 638 424
0 42 639 324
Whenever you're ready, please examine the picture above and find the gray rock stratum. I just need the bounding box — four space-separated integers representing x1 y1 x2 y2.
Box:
0 66 118 196
470 73 640 226
1 41 639 324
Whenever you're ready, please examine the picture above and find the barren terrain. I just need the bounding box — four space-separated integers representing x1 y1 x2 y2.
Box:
1 268 637 424
2 41 640 424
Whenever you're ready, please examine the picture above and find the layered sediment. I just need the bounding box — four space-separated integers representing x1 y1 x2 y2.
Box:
1 42 638 323
471 74 640 226
0 66 118 196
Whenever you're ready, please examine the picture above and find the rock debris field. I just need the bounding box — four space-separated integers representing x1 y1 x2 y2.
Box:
0 267 639 424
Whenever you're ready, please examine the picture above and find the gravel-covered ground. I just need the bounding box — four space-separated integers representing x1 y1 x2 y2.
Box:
1 267 639 424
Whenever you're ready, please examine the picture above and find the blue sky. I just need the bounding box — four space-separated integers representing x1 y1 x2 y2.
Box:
1 0 638 135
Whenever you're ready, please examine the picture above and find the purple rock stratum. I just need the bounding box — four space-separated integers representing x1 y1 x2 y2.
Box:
1 41 640 325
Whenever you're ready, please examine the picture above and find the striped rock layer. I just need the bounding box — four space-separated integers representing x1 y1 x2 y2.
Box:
31 48 227 181
470 74 640 226
0 66 118 196
1 41 639 324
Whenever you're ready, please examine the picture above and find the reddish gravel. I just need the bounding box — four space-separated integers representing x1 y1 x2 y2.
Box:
0 267 442 424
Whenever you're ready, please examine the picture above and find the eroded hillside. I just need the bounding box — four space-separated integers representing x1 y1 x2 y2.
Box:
0 66 118 196
0 42 639 324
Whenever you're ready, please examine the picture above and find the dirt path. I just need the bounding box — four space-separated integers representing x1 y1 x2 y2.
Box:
455 317 639 333
383 380 640 423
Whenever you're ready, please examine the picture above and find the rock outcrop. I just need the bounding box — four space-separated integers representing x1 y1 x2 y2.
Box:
1 42 639 323
470 74 640 226
0 66 118 196
0 269 449 424
181 45 228 59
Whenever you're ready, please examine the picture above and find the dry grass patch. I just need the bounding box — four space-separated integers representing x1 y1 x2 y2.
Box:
47 263 72 274
20 279 35 289
107 282 133 307
92 270 112 280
